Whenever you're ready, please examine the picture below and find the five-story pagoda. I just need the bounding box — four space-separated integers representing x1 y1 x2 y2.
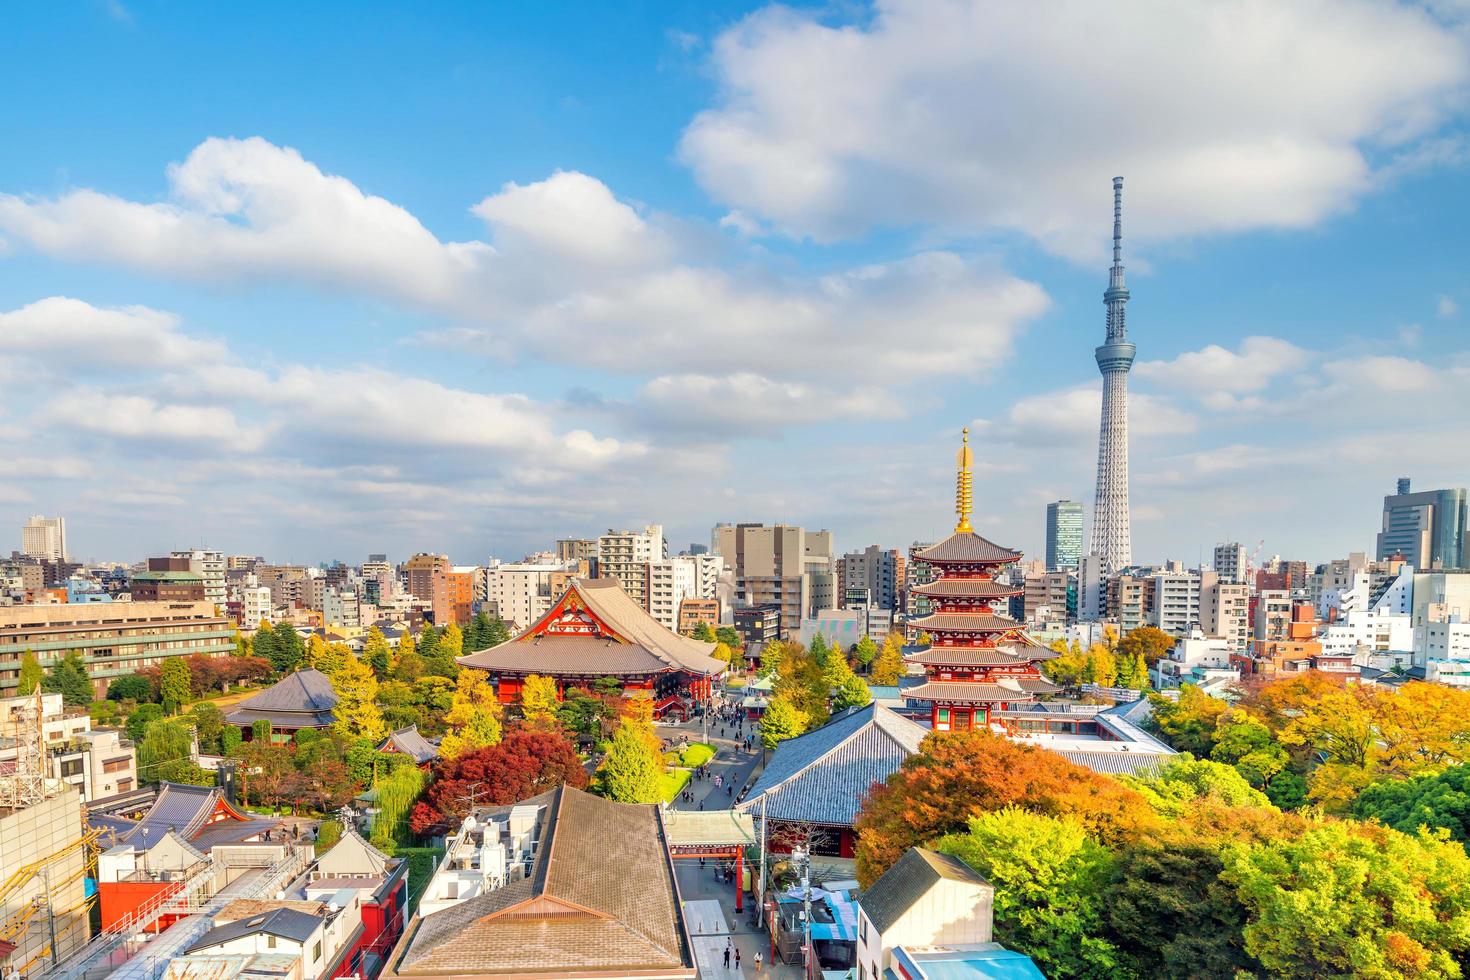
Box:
904 429 1060 731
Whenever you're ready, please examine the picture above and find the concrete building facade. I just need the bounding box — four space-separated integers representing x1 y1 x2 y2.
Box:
714 523 834 632
1045 501 1084 572
1378 478 1469 570
21 515 67 563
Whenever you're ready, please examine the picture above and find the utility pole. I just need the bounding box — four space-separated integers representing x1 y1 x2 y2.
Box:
40 863 59 968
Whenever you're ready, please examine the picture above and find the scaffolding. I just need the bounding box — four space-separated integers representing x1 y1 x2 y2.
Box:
0 688 53 810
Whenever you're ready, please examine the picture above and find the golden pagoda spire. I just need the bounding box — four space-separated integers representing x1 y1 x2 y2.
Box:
955 427 974 533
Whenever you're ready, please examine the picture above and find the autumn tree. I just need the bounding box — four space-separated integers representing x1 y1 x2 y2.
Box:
439 669 504 760
1210 713 1291 791
870 634 906 686
159 657 192 714
1147 684 1228 755
331 652 386 741
759 696 807 750
937 808 1124 979
1116 626 1174 667
715 626 740 650
17 651 43 696
596 715 665 803
305 634 349 676
410 729 589 832
1221 821 1470 978
1042 641 1087 687
711 642 735 665
393 633 424 682
854 729 1156 886
1082 643 1117 687
1119 755 1273 818
690 621 716 642
520 674 561 732
362 627 394 679
854 635 878 669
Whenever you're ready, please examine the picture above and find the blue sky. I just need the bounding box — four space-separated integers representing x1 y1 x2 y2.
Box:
1 0 1467 568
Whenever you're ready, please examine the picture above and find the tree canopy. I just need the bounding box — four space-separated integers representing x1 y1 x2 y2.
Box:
410 729 588 833
42 651 94 706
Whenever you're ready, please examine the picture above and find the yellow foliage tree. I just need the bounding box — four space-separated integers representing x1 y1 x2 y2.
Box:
439 669 504 760
871 633 906 686
307 634 351 676
331 652 386 741
1083 644 1118 687
521 674 561 731
711 642 734 664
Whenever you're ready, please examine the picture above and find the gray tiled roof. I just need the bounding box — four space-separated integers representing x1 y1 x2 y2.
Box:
225 669 338 728
89 782 279 850
859 848 991 934
1055 750 1168 776
188 907 322 952
394 785 693 977
737 704 927 827
378 725 438 764
913 533 1021 564
907 612 1024 633
905 647 1035 667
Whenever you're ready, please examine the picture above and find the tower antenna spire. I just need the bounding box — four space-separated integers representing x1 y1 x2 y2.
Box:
1090 177 1136 573
955 427 974 533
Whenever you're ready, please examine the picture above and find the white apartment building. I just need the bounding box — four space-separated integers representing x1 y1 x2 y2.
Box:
22 514 68 562
1212 542 1249 585
0 692 138 800
597 525 664 606
646 558 697 631
1319 609 1414 659
240 585 273 630
172 548 227 609
1151 571 1211 636
1152 630 1239 691
485 559 567 631
322 587 363 628
1422 619 1470 688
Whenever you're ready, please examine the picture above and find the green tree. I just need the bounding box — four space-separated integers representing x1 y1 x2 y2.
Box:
1120 754 1273 818
370 763 429 849
1211 713 1291 790
220 724 242 756
17 651 43 695
251 625 279 670
160 657 192 714
690 621 716 643
853 635 878 669
42 651 95 706
486 615 512 647
393 633 424 682
190 702 226 754
936 808 1124 979
418 626 440 662
759 696 807 750
362 627 393 679
126 702 166 741
870 634 906 686
1353 765 1470 843
595 718 665 803
808 632 832 668
267 621 304 672
138 718 211 785
1222 821 1470 978
715 625 740 650
107 675 154 702
833 673 873 710
1147 684 1228 755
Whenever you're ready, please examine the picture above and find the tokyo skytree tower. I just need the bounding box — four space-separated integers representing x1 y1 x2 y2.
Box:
1090 177 1135 573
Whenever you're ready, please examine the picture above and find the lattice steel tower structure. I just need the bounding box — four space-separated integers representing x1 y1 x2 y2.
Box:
1090 177 1134 573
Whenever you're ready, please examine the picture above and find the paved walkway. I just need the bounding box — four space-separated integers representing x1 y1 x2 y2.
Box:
661 693 765 812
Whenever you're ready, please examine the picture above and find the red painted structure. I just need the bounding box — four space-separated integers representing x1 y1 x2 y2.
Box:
903 432 1060 730
459 578 726 706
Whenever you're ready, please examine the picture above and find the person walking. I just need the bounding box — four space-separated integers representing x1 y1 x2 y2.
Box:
754 950 763 973
723 943 731 969
735 948 742 971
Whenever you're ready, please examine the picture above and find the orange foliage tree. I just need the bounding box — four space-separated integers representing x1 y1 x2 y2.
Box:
853 729 1157 886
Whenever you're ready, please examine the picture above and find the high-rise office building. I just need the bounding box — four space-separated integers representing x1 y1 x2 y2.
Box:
1377 478 1469 570
21 515 67 562
713 522 834 631
1045 501 1084 571
1089 178 1136 573
837 545 902 610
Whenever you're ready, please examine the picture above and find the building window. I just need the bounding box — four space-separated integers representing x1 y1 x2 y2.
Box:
313 941 322 962
267 937 276 950
117 778 133 792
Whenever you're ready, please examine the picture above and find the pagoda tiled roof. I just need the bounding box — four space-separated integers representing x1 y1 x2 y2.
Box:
913 532 1021 564
909 579 1022 599
907 612 1025 633
903 680 1035 704
1011 676 1065 695
736 704 927 827
904 646 1035 667
458 578 725 677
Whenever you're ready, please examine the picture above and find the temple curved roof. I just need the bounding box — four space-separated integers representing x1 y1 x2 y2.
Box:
902 680 1035 704
907 612 1025 633
458 578 725 678
225 668 338 728
904 646 1036 667
913 532 1021 565
909 579 1021 599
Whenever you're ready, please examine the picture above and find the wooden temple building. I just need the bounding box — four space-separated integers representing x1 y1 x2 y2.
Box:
225 668 338 743
458 578 726 706
903 430 1061 732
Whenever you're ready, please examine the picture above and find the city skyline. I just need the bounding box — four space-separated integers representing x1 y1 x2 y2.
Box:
2 2 1467 565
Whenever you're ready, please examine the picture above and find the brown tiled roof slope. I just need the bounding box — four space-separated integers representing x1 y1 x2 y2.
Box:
395 785 692 976
913 532 1021 564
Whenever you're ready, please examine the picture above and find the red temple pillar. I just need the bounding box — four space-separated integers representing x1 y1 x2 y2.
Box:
734 848 744 912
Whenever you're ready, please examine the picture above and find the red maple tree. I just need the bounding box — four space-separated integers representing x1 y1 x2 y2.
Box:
410 728 589 833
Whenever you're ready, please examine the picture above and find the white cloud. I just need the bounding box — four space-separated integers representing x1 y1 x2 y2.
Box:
680 0 1469 256
1439 294 1460 317
1320 354 1442 393
0 296 228 369
0 139 1048 388
50 389 266 447
1135 335 1312 408
636 372 901 433
995 383 1197 447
